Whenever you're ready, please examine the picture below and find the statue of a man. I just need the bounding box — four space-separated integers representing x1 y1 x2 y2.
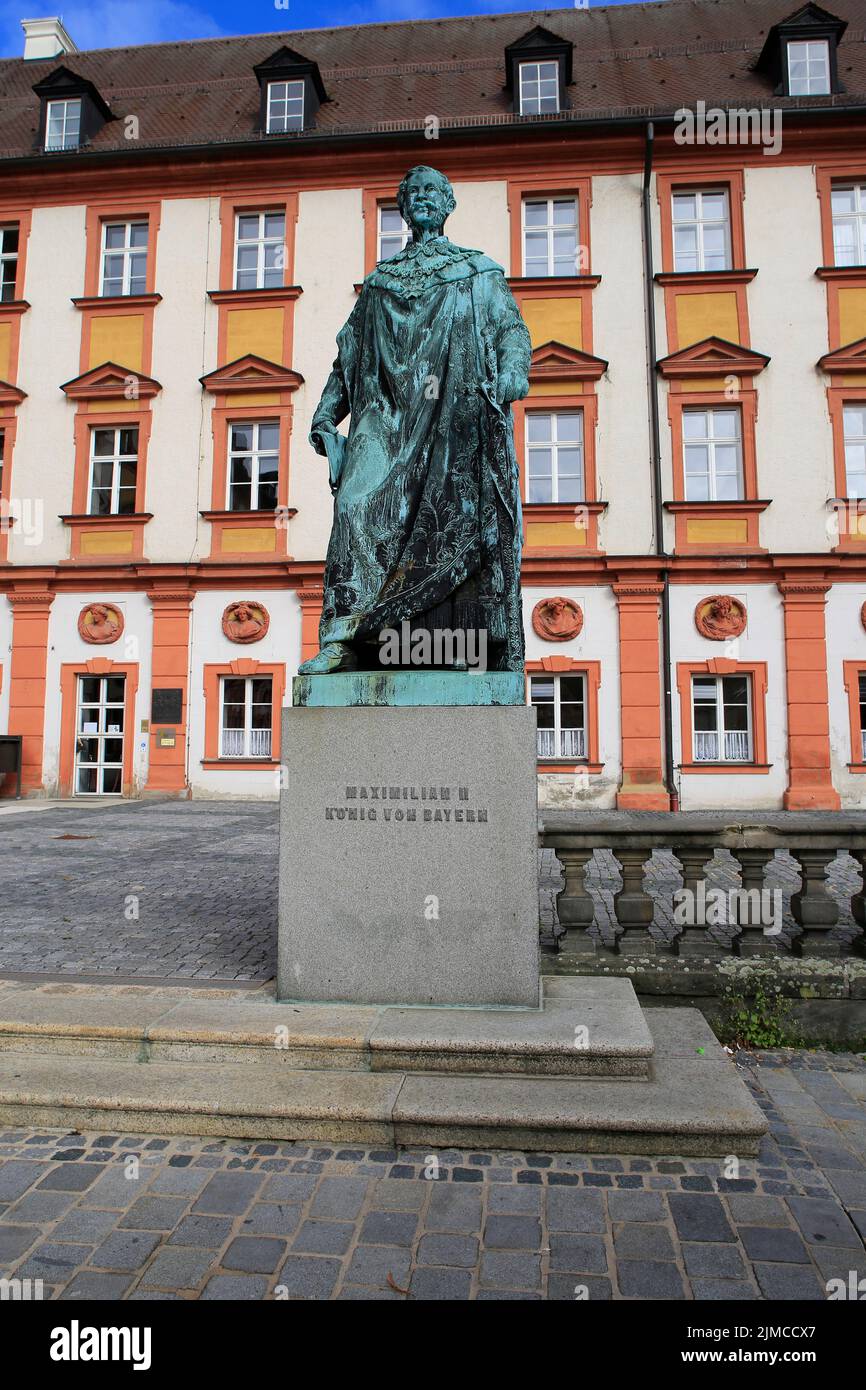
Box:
300 165 532 674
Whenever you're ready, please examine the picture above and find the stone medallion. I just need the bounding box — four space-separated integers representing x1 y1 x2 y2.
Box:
531 596 583 642
78 602 124 645
694 594 747 642
222 600 270 644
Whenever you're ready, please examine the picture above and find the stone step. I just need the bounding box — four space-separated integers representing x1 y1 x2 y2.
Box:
0 1011 767 1155
0 977 653 1079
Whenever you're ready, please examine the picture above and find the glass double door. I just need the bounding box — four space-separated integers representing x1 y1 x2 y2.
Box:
74 674 125 795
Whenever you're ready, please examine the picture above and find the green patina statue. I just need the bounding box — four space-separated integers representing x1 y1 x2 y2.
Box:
300 165 532 675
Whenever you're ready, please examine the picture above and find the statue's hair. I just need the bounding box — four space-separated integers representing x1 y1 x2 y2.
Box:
396 166 456 220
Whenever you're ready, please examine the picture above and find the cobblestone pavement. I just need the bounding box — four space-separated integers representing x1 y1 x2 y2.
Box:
0 1049 863 1300
0 803 861 982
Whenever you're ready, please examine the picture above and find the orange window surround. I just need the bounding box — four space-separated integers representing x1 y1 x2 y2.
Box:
202 659 286 769
676 658 769 774
526 656 602 773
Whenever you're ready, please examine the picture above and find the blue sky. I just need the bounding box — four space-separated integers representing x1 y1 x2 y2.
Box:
0 0 646 59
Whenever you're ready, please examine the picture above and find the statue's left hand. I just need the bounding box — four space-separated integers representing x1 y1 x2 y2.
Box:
496 369 530 405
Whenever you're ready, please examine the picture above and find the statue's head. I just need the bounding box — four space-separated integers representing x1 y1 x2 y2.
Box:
397 166 456 236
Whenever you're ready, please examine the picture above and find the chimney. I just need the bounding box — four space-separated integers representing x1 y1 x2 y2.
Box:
21 17 78 60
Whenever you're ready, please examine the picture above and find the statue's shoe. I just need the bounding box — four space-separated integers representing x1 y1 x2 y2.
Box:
298 643 358 674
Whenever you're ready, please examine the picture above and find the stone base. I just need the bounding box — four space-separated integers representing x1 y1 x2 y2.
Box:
278 702 539 1007
0 977 768 1155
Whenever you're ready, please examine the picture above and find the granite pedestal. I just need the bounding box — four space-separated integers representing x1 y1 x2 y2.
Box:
277 677 539 1006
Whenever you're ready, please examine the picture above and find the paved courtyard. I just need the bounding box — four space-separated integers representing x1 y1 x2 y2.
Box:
0 1049 863 1300
0 801 860 982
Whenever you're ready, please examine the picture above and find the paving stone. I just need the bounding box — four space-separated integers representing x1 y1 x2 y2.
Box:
0 1224 38 1262
682 1242 747 1278
612 1223 676 1261
6 1190 77 1223
787 1196 863 1249
618 1260 686 1299
668 1194 736 1244
292 1220 354 1256
309 1178 368 1221
488 1185 542 1215
141 1247 214 1289
549 1233 608 1274
425 1184 482 1233
59 1271 133 1300
192 1173 264 1215
91 1230 162 1270
240 1203 301 1237
119 1196 188 1231
483 1215 541 1251
36 1163 100 1192
17 1242 90 1282
201 1274 270 1300
725 1194 789 1226
691 1278 759 1300
546 1188 606 1233
345 1246 412 1288
753 1263 827 1300
607 1191 666 1223
416 1234 479 1268
222 1237 287 1274
359 1210 419 1246
368 1178 426 1211
479 1252 541 1291
275 1256 342 1300
409 1267 473 1300
547 1274 612 1300
0 1161 45 1201
148 1167 212 1196
738 1226 810 1264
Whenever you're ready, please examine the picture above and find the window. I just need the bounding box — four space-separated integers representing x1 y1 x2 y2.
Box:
831 184 866 267
100 221 147 297
526 411 583 504
0 225 18 302
787 39 830 95
75 674 125 794
518 60 560 115
88 427 138 515
266 80 304 133
692 675 752 762
228 422 279 511
672 190 731 273
843 405 866 497
522 197 578 277
683 408 743 501
45 97 82 150
220 676 273 758
234 211 285 290
530 673 586 760
378 206 410 262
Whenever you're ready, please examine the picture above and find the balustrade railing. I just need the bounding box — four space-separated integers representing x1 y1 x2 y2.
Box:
539 812 866 958
220 727 272 758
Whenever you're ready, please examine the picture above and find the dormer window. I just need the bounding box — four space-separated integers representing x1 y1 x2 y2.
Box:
266 80 304 134
33 67 110 152
518 60 560 115
755 5 847 98
46 96 82 149
253 47 328 135
504 26 572 118
786 38 830 94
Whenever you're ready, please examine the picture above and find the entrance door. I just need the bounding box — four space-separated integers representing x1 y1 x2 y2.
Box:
74 674 125 795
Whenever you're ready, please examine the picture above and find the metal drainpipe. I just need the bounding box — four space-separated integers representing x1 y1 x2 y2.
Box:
642 120 678 811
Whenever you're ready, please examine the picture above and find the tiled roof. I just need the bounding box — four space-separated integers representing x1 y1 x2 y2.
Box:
0 0 864 161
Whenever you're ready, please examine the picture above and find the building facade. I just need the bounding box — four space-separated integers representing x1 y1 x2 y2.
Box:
0 0 865 810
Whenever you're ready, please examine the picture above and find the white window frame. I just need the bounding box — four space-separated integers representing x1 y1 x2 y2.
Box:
521 196 579 277
75 673 125 796
233 210 286 290
518 60 560 116
529 672 587 761
219 675 273 759
831 183 866 267
682 407 744 502
691 674 753 764
377 205 410 262
787 39 831 96
0 224 18 302
87 426 138 517
672 189 732 273
99 220 148 297
266 80 304 134
45 97 82 150
525 410 584 504
227 421 280 512
843 404 866 498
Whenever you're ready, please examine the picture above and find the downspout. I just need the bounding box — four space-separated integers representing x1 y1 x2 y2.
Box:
641 120 678 810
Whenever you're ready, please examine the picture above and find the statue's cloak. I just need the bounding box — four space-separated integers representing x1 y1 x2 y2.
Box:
310 236 532 671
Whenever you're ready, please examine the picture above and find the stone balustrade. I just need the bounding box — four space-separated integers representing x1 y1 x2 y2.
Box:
539 812 866 959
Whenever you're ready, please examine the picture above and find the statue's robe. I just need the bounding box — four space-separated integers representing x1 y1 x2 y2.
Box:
309 235 532 671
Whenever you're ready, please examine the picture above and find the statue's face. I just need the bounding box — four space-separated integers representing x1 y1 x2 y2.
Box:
401 169 452 233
